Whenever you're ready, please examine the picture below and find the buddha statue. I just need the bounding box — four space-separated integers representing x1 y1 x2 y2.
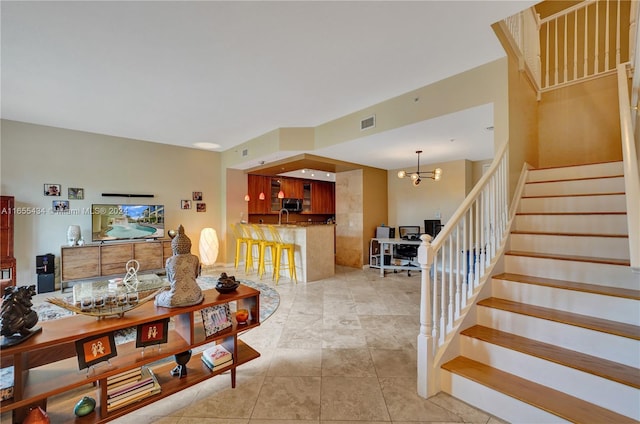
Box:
155 225 203 308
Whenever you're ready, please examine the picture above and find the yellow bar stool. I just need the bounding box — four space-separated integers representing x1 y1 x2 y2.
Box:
251 224 276 279
241 223 260 274
267 225 297 285
230 223 249 271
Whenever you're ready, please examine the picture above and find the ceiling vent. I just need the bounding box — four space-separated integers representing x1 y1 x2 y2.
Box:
360 115 375 131
242 148 248 157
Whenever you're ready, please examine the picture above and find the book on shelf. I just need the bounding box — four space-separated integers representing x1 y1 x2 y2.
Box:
201 355 233 371
202 344 233 367
0 366 13 401
106 367 160 412
107 367 143 387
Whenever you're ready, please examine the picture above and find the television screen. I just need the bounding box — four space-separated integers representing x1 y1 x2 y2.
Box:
91 204 165 242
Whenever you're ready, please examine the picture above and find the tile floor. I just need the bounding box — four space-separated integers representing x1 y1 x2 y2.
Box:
29 265 507 423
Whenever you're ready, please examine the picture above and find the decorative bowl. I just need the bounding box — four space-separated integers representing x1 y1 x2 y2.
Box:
236 309 249 323
215 282 239 294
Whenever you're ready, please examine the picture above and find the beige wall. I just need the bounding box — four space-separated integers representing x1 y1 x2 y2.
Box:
538 74 622 167
1 120 222 285
388 159 472 233
362 167 389 265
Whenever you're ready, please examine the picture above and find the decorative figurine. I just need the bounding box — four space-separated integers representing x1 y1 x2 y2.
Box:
73 396 96 417
171 349 192 378
1 285 42 347
155 225 203 308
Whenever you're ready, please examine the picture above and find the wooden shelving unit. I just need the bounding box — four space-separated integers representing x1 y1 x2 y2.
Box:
0 285 260 423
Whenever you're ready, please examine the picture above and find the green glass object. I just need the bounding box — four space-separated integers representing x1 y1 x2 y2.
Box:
73 396 96 417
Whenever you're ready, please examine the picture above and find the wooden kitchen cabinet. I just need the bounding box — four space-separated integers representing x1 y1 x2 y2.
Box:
311 181 335 214
247 175 271 214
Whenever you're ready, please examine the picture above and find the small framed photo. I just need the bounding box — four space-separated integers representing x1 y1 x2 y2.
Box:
75 333 117 370
68 187 84 200
201 304 232 338
181 200 191 210
135 318 170 348
44 184 61 196
192 191 203 201
52 200 69 212
196 203 206 212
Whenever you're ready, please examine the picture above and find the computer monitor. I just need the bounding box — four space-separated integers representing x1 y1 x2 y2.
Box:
376 226 395 239
424 219 442 238
398 226 420 240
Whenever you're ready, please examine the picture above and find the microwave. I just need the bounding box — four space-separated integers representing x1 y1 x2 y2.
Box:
282 198 303 212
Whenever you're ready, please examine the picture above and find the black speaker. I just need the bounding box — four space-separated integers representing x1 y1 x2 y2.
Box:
424 220 442 238
37 273 55 293
36 254 55 275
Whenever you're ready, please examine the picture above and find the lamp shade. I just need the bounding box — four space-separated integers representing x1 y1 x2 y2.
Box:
259 192 265 200
199 228 219 266
244 194 250 201
277 190 285 199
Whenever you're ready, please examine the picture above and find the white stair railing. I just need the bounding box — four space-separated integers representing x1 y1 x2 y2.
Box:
417 141 513 398
617 62 640 271
501 0 630 93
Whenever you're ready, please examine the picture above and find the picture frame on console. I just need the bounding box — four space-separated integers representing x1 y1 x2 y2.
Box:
136 318 170 348
75 332 117 370
201 304 232 337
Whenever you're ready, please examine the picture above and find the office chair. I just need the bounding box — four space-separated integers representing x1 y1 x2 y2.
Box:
395 225 421 276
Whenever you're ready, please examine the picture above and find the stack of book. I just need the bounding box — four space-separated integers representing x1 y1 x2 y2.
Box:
106 366 160 412
201 344 233 370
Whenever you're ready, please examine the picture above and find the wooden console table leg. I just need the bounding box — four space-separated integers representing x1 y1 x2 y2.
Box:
231 368 236 388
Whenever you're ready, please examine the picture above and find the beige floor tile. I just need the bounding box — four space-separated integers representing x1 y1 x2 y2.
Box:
320 376 390 422
321 348 376 377
251 376 321 420
267 347 322 377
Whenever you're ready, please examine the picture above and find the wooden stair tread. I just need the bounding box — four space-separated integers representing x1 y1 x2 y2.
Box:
461 325 640 388
525 174 624 184
521 192 625 199
506 250 631 266
477 297 640 340
516 211 627 215
493 272 640 300
510 230 628 238
442 356 638 424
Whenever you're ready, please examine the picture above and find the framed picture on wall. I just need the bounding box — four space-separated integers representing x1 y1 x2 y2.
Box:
68 187 84 200
192 191 203 201
181 200 191 210
52 200 69 212
196 203 206 212
44 184 61 196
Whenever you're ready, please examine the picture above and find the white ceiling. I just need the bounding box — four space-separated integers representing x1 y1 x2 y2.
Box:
1 1 537 171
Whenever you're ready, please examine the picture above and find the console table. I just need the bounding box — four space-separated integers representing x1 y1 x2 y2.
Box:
0 285 260 423
60 240 172 292
369 238 422 277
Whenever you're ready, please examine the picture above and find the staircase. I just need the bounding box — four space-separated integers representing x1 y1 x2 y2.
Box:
440 161 640 423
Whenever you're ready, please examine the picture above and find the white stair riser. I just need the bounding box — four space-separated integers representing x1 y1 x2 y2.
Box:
510 233 630 260
440 370 570 424
523 177 625 197
505 255 638 289
491 278 639 325
527 162 623 183
477 306 640 367
518 194 627 213
513 214 628 235
460 337 640 419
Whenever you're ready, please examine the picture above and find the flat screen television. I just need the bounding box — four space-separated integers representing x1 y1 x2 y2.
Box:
91 204 165 242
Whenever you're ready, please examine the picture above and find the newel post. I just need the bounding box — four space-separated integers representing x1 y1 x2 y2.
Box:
417 233 436 398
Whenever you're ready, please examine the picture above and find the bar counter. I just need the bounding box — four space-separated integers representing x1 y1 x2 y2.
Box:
258 223 335 283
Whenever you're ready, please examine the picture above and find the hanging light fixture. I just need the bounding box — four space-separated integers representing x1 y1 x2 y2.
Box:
259 192 265 200
277 190 285 199
244 194 250 201
397 150 442 186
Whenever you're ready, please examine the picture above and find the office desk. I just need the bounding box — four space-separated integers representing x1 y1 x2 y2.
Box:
369 238 421 277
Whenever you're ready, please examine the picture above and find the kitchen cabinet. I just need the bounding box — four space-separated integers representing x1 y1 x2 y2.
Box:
281 178 304 199
311 181 335 214
247 175 271 214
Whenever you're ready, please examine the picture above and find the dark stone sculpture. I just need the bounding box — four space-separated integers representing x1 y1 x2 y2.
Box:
1 285 42 347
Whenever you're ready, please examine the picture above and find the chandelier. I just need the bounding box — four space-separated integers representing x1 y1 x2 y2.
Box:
397 150 442 186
